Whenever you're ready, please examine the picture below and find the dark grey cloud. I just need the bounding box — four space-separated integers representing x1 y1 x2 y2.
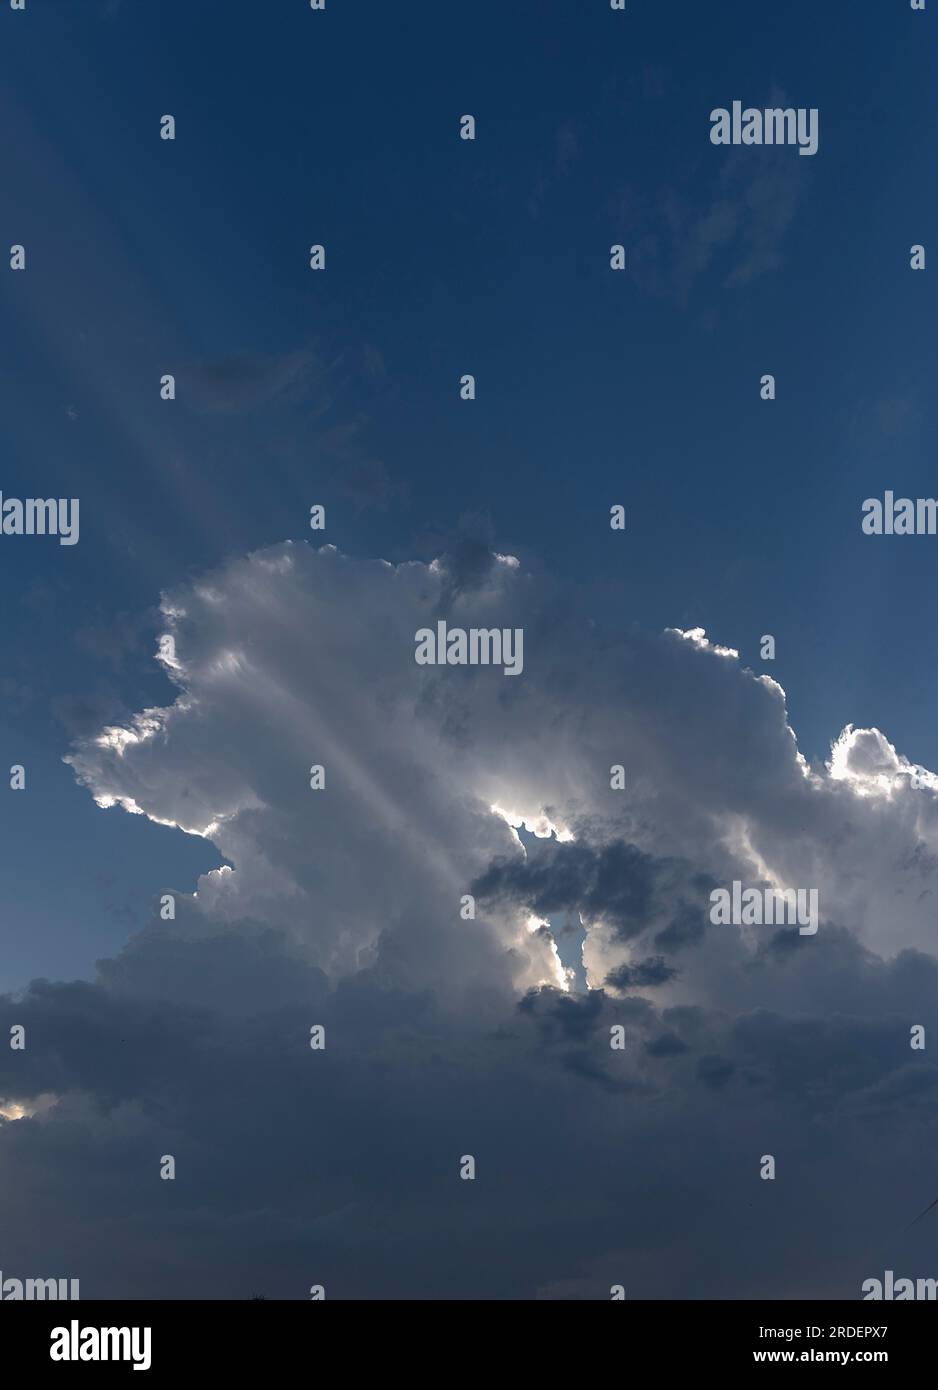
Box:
473 836 711 959
606 956 678 991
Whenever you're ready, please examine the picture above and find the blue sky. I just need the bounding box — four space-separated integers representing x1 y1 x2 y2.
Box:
3 0 935 991
1 0 938 1300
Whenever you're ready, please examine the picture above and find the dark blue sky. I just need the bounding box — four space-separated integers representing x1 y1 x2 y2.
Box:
1 0 935 987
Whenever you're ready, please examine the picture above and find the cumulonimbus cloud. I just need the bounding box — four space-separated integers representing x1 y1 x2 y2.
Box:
2 540 937 1298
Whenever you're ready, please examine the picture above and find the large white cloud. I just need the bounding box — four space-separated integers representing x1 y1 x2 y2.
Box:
63 541 938 992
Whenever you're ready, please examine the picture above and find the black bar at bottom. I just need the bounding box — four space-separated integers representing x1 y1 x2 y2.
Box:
1 1299 931 1376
